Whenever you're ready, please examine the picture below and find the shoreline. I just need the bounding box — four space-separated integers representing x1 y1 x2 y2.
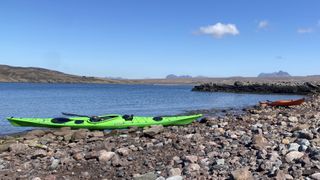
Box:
1 94 319 179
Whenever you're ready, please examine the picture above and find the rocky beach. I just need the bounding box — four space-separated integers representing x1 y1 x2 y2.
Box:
1 92 320 179
192 81 320 94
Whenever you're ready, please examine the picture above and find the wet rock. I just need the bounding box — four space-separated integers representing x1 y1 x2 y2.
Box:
143 125 164 137
98 150 115 162
285 151 304 163
169 168 182 176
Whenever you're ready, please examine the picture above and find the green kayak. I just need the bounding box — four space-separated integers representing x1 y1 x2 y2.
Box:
6 114 202 130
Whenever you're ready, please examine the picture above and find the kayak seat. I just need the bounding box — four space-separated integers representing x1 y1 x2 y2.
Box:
123 114 134 121
153 117 163 121
75 120 84 124
51 117 72 124
90 116 102 122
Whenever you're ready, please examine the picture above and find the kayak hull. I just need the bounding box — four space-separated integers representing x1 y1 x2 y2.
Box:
6 114 202 130
260 98 305 107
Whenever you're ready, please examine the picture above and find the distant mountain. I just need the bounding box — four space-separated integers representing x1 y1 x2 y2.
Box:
166 74 193 79
258 71 291 78
0 64 121 83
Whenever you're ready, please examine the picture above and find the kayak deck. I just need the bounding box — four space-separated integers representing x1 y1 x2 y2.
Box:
7 114 202 130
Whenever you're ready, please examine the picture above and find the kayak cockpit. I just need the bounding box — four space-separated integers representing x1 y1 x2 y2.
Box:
90 115 120 122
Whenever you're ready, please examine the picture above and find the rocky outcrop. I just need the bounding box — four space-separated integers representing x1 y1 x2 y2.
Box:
192 81 320 94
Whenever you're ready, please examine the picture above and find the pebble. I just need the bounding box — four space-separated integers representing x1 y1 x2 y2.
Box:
50 159 60 170
185 155 198 163
288 143 300 152
288 116 298 122
216 159 225 165
231 167 253 180
98 150 115 162
116 147 130 156
166 176 183 180
285 151 304 163
133 172 157 180
187 163 200 172
311 173 320 180
169 168 182 176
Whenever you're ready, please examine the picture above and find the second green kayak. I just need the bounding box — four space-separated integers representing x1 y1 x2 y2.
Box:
7 114 202 130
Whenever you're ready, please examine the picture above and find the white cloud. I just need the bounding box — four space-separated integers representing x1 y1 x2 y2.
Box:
198 22 239 38
297 28 314 34
258 20 269 29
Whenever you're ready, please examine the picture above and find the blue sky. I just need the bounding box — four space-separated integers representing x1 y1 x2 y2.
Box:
0 0 319 78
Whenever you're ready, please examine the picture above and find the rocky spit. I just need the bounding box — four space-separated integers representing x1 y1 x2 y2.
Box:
1 96 320 179
192 81 320 94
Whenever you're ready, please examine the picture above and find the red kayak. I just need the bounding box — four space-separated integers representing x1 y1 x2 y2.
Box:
260 98 305 107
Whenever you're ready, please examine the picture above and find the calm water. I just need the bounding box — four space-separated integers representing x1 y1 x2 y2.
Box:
0 83 302 135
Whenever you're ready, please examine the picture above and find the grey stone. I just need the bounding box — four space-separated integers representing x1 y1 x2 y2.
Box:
288 143 300 152
166 176 183 180
311 173 320 180
296 139 310 146
50 158 60 170
133 172 157 180
216 159 225 165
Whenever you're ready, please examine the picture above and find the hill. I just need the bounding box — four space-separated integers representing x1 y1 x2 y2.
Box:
0 65 122 83
258 71 291 78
